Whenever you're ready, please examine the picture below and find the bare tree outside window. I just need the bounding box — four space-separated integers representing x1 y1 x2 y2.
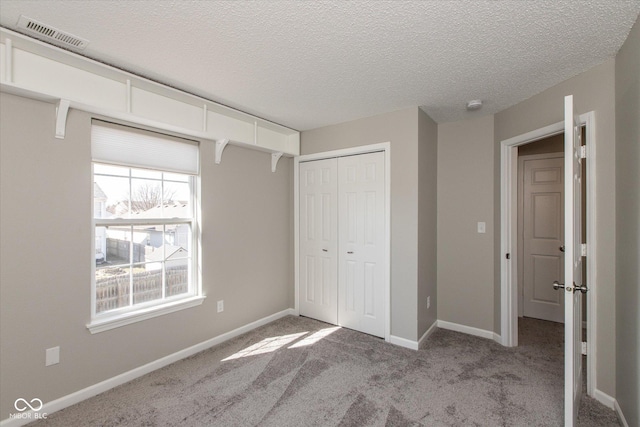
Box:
129 183 177 213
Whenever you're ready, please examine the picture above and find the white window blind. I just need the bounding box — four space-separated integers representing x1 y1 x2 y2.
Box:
91 120 199 175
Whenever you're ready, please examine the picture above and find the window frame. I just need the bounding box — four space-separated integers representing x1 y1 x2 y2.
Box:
88 163 203 334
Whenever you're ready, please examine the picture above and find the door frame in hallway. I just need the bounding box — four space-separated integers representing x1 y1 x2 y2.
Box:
294 142 391 342
500 112 597 398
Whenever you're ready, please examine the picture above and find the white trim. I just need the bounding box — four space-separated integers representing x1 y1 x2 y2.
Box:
501 122 564 347
500 140 521 347
90 167 97 319
389 320 440 351
384 146 391 343
1 309 296 427
592 389 615 409
293 154 300 316
294 142 392 342
518 153 564 161
437 320 495 340
87 296 206 334
493 333 502 344
614 399 630 427
94 217 193 226
389 335 419 350
500 112 598 397
296 143 390 162
583 112 597 398
501 121 564 147
418 321 438 348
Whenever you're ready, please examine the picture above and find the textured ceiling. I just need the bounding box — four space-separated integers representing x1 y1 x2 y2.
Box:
0 1 639 130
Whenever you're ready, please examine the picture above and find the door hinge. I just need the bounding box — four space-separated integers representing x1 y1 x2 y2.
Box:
506 253 510 260
581 243 587 257
580 145 587 159
581 341 587 355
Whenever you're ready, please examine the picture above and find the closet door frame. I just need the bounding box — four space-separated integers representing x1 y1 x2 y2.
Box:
294 142 391 342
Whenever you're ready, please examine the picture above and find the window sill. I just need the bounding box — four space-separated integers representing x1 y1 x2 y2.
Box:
87 295 206 334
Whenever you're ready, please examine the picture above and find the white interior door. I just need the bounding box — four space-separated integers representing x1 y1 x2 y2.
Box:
337 152 386 338
522 155 565 322
564 95 584 426
299 158 338 325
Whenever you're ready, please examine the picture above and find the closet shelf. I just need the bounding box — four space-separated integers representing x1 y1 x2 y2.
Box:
0 28 299 172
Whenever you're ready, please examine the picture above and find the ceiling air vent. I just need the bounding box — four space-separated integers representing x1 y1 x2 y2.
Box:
17 15 88 50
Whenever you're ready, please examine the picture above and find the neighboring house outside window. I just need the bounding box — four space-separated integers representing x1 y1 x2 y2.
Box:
89 120 202 333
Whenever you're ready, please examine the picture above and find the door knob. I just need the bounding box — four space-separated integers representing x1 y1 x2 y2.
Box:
347 251 354 254
559 246 565 252
554 281 587 293
574 284 589 294
322 249 328 252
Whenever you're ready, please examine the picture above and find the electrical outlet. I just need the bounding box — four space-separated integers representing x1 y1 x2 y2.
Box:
477 222 486 233
217 300 224 313
427 296 431 309
46 346 60 366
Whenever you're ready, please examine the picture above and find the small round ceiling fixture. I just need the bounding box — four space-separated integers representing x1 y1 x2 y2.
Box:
466 100 483 111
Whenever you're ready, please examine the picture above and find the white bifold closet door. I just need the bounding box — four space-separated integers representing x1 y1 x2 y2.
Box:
337 152 386 336
299 158 339 325
299 151 385 338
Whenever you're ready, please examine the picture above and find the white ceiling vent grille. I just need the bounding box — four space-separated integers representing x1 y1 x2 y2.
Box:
17 15 88 50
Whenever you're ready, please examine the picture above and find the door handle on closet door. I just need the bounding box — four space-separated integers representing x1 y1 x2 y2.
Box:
322 249 328 252
347 251 354 254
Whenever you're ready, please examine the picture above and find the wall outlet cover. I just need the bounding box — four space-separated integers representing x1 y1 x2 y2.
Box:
46 346 60 366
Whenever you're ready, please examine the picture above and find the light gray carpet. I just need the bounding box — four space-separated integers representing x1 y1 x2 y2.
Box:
30 316 619 426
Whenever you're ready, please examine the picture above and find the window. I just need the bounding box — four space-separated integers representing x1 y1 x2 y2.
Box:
89 121 202 333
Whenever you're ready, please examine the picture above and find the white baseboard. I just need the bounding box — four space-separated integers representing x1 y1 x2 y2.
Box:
391 320 497 347
0 308 296 427
492 333 502 344
437 320 495 340
593 388 616 409
389 320 438 351
418 321 438 348
389 334 419 350
614 399 629 427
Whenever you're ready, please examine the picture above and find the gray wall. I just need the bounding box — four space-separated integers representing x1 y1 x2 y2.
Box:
301 107 422 341
0 93 293 419
417 109 438 338
437 115 495 331
494 59 617 396
615 16 640 427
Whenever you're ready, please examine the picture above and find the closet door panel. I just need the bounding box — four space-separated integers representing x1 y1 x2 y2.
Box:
299 158 338 324
337 152 385 337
